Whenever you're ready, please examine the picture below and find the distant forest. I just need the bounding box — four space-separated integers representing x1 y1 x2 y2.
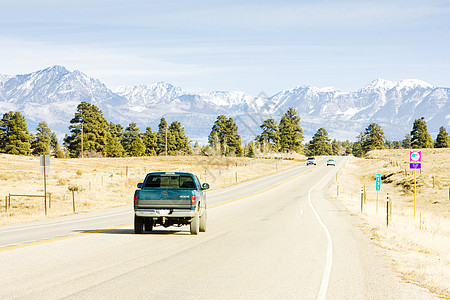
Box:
0 101 449 158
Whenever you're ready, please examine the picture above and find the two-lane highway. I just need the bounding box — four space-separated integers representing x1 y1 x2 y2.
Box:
0 158 437 299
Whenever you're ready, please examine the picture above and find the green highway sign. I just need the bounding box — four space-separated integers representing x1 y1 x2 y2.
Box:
376 173 381 191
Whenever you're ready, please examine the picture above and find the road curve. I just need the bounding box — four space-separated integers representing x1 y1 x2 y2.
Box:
0 157 437 299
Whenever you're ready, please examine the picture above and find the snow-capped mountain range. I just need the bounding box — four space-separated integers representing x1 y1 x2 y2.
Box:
0 65 449 144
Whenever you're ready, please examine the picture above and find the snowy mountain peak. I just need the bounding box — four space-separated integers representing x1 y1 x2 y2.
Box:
290 84 339 94
362 78 434 92
396 79 433 90
0 66 448 143
0 74 11 84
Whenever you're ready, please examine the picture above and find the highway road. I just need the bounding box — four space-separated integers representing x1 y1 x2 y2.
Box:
0 158 437 299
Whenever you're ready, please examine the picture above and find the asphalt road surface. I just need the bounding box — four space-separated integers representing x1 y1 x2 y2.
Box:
0 158 437 299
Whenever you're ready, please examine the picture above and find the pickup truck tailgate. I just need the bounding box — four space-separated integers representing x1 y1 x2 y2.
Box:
135 189 193 209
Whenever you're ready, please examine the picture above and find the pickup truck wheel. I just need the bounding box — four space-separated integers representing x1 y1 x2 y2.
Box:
190 213 199 235
199 210 207 232
144 218 153 232
134 215 144 234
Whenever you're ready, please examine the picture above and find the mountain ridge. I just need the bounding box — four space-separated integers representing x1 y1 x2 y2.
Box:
0 66 448 143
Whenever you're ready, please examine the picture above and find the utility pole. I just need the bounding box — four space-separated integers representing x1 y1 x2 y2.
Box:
165 126 168 156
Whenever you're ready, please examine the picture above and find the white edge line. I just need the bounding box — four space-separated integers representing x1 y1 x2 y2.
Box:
308 169 334 300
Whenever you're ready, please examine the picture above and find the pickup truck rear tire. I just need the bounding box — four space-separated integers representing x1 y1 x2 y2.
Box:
190 213 199 235
144 218 153 232
134 215 144 234
199 210 207 232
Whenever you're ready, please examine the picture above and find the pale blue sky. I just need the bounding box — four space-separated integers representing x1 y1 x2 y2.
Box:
0 0 449 95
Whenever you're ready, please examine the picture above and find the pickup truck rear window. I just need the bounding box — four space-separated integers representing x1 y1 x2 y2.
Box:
144 175 197 189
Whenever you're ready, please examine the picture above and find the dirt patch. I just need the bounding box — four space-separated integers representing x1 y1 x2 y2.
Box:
328 149 449 298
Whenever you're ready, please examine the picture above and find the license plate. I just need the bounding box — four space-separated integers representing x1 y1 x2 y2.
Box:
156 209 170 215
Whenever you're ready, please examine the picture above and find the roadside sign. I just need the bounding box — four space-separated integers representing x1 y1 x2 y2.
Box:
410 163 421 169
376 174 381 191
40 155 50 173
410 150 421 163
409 150 422 169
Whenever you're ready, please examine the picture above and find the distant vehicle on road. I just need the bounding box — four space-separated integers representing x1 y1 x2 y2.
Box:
306 157 316 165
326 159 336 166
134 172 209 235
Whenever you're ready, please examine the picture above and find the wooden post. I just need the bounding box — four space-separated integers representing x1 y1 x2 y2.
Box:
363 184 366 204
5 196 7 212
360 187 364 213
49 193 52 209
43 157 47 216
72 190 76 212
386 193 390 227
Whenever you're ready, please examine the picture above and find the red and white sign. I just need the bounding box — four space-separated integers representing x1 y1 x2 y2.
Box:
410 150 421 163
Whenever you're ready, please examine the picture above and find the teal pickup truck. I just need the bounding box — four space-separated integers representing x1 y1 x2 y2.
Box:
133 172 210 235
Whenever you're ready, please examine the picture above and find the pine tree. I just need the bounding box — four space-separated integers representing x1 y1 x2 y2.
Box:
209 115 242 156
331 139 340 155
64 102 109 157
31 121 52 155
168 121 190 155
361 123 385 154
278 108 303 152
402 134 412 148
306 128 332 156
157 118 168 155
245 142 255 158
142 127 157 156
0 111 31 155
352 133 364 157
105 132 125 157
434 126 450 148
256 118 279 152
122 122 141 155
410 117 433 148
128 136 146 156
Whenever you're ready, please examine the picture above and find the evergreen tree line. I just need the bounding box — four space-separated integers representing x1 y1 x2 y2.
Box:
0 101 449 158
0 102 191 158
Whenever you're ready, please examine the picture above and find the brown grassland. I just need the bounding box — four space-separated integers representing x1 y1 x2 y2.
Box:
0 154 300 225
1 150 448 298
328 148 449 298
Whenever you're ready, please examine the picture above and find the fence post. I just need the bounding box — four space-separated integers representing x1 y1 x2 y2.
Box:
360 187 364 213
72 190 76 213
386 193 391 227
364 184 366 204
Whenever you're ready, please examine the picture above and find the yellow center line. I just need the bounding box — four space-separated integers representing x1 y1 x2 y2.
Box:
0 163 324 252
208 163 324 209
0 223 132 253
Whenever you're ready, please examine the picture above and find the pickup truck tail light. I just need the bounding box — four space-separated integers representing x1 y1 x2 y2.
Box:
191 195 196 205
134 193 137 205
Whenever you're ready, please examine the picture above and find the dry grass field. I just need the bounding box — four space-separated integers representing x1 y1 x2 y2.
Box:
0 154 301 225
328 149 450 298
